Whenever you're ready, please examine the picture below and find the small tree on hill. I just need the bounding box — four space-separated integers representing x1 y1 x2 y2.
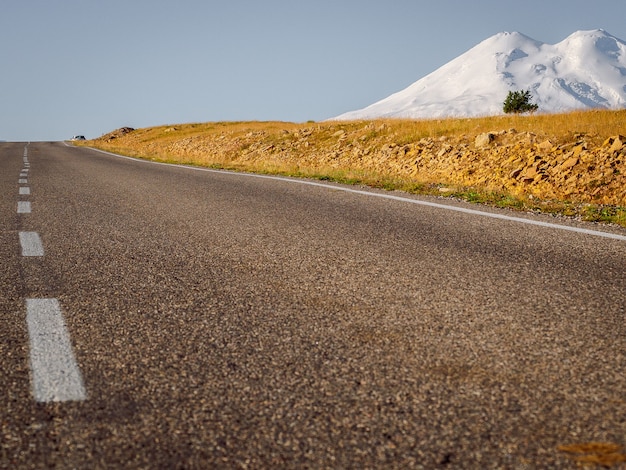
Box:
503 89 539 114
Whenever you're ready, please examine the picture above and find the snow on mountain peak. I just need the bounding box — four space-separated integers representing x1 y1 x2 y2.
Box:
332 30 626 120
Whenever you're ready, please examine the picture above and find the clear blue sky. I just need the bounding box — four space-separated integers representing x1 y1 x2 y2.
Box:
1 0 624 141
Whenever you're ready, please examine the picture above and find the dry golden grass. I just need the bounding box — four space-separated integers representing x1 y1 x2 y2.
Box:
339 109 626 146
92 109 626 148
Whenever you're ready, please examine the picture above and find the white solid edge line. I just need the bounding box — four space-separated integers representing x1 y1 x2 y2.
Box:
19 231 44 256
26 299 87 402
84 146 626 242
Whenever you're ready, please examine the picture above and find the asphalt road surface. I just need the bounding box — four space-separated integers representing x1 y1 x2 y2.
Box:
2 141 625 469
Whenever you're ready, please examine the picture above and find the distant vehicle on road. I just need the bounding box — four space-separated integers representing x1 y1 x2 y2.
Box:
71 135 86 141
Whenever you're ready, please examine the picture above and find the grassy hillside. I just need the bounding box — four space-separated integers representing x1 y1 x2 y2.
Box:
78 110 626 226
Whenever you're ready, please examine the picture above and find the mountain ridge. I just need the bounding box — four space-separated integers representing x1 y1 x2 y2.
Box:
333 29 626 120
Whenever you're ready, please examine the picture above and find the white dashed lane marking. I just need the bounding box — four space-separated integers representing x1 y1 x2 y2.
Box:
25 299 87 402
19 231 44 256
17 147 88 403
17 201 31 214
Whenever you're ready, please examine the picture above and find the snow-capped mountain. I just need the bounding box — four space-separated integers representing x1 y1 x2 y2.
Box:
333 29 626 120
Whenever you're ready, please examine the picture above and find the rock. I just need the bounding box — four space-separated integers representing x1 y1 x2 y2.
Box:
609 135 625 153
561 156 579 170
475 133 495 147
523 167 538 179
572 144 585 158
100 126 135 141
537 140 553 151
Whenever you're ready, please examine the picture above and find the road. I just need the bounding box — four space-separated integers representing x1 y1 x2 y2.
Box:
2 141 625 468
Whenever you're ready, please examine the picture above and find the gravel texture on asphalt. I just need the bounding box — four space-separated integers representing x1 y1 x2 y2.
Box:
1 142 625 469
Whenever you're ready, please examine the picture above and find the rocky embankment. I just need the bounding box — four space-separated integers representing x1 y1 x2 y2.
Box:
406 130 626 205
93 122 626 207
